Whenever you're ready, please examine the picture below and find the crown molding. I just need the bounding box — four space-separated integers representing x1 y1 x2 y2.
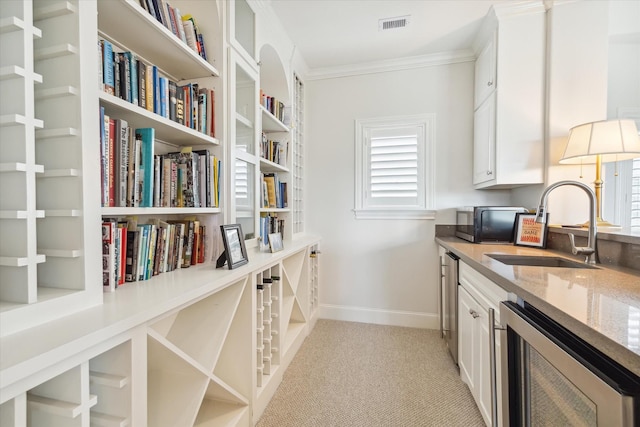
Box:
305 49 476 81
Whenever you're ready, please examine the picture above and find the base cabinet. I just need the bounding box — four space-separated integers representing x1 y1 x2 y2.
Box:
458 261 508 427
0 237 321 427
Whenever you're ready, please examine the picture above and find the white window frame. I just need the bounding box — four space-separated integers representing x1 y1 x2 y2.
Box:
354 114 436 220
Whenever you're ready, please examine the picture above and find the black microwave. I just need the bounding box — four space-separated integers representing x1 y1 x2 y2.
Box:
456 206 528 243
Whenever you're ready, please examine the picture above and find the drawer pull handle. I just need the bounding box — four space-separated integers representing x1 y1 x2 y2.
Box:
469 309 480 319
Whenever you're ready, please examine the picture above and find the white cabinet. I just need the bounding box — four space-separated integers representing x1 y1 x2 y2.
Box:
472 2 546 189
473 92 496 185
0 237 321 427
474 32 496 110
458 261 508 427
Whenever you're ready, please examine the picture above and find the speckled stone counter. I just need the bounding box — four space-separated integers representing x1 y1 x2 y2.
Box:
436 236 640 377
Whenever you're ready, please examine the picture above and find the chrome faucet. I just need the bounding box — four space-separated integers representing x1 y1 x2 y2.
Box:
535 180 598 264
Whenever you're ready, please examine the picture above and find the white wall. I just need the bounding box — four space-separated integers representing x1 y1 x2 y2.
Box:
512 0 610 224
306 63 510 328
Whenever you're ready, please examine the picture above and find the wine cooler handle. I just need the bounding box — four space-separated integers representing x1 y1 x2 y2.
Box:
439 256 444 338
489 307 503 427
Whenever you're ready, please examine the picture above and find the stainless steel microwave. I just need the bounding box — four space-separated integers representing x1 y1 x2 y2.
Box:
456 206 528 243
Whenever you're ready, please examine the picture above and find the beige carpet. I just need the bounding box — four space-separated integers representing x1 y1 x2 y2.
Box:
256 319 485 427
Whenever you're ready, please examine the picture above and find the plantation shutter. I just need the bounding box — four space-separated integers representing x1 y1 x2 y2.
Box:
366 126 424 207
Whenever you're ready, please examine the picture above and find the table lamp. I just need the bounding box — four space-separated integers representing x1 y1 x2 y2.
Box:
559 119 640 227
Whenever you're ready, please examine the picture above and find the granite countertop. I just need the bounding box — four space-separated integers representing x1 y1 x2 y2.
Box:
435 236 640 377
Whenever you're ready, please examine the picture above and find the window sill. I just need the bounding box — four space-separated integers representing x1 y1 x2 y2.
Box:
353 209 436 220
548 225 640 245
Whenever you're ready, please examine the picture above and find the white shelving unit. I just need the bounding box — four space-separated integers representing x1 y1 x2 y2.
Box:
253 246 314 421
258 44 292 244
0 0 103 338
0 2 319 426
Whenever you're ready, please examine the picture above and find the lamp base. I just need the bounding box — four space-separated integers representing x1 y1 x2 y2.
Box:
579 217 622 229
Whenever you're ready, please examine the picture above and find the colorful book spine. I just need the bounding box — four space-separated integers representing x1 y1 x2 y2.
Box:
159 76 168 118
138 59 146 110
125 52 138 106
152 66 160 114
135 128 155 207
108 118 116 207
116 119 129 207
102 40 115 95
102 221 116 292
145 63 154 112
100 107 108 206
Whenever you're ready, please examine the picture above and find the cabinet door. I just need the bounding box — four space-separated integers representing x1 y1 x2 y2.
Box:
458 285 477 392
474 32 496 109
477 303 492 426
473 92 496 185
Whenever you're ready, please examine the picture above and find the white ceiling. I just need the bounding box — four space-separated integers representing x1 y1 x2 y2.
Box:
268 0 511 72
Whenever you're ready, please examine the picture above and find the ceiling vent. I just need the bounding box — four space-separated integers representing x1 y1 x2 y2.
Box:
379 15 410 31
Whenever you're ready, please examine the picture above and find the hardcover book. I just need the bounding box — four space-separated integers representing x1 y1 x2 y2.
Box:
100 108 108 206
115 119 129 207
145 63 154 112
124 52 138 105
169 80 177 121
108 118 116 207
102 220 116 292
135 128 155 207
137 59 146 110
175 84 184 125
102 40 115 95
125 228 139 282
137 224 150 281
116 222 128 286
159 77 167 118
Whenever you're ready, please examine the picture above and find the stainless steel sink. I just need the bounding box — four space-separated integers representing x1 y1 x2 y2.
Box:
486 253 598 269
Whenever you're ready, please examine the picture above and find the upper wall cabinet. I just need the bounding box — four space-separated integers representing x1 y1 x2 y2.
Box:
472 2 546 189
474 32 496 110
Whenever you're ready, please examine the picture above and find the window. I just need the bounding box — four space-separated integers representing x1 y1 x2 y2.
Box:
354 114 435 219
292 74 304 233
604 158 640 232
602 111 640 232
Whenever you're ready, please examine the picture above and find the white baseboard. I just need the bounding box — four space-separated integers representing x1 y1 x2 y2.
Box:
318 304 439 329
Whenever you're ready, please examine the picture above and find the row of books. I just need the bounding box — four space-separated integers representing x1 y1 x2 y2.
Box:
260 89 289 126
99 114 221 208
100 39 215 137
102 217 206 292
261 132 287 166
261 172 287 209
153 147 222 209
259 213 285 247
137 0 207 60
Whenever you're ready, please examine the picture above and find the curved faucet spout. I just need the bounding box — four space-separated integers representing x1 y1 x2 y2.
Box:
535 180 598 264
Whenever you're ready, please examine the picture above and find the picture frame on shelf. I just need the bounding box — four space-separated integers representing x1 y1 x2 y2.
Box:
268 232 284 253
217 224 249 269
513 212 548 248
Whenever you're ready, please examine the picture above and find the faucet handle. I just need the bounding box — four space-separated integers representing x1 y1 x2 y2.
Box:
568 233 595 261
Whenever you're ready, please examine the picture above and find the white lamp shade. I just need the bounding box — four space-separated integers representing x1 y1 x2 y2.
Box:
560 119 640 164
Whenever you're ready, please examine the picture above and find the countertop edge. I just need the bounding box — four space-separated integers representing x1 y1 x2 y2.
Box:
435 236 640 377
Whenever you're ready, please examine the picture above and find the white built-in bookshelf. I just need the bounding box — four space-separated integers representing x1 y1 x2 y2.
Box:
257 44 292 248
0 1 320 426
0 0 103 337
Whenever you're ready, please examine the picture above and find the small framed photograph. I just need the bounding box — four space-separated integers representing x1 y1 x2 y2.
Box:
219 224 249 269
268 232 284 253
513 212 548 248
